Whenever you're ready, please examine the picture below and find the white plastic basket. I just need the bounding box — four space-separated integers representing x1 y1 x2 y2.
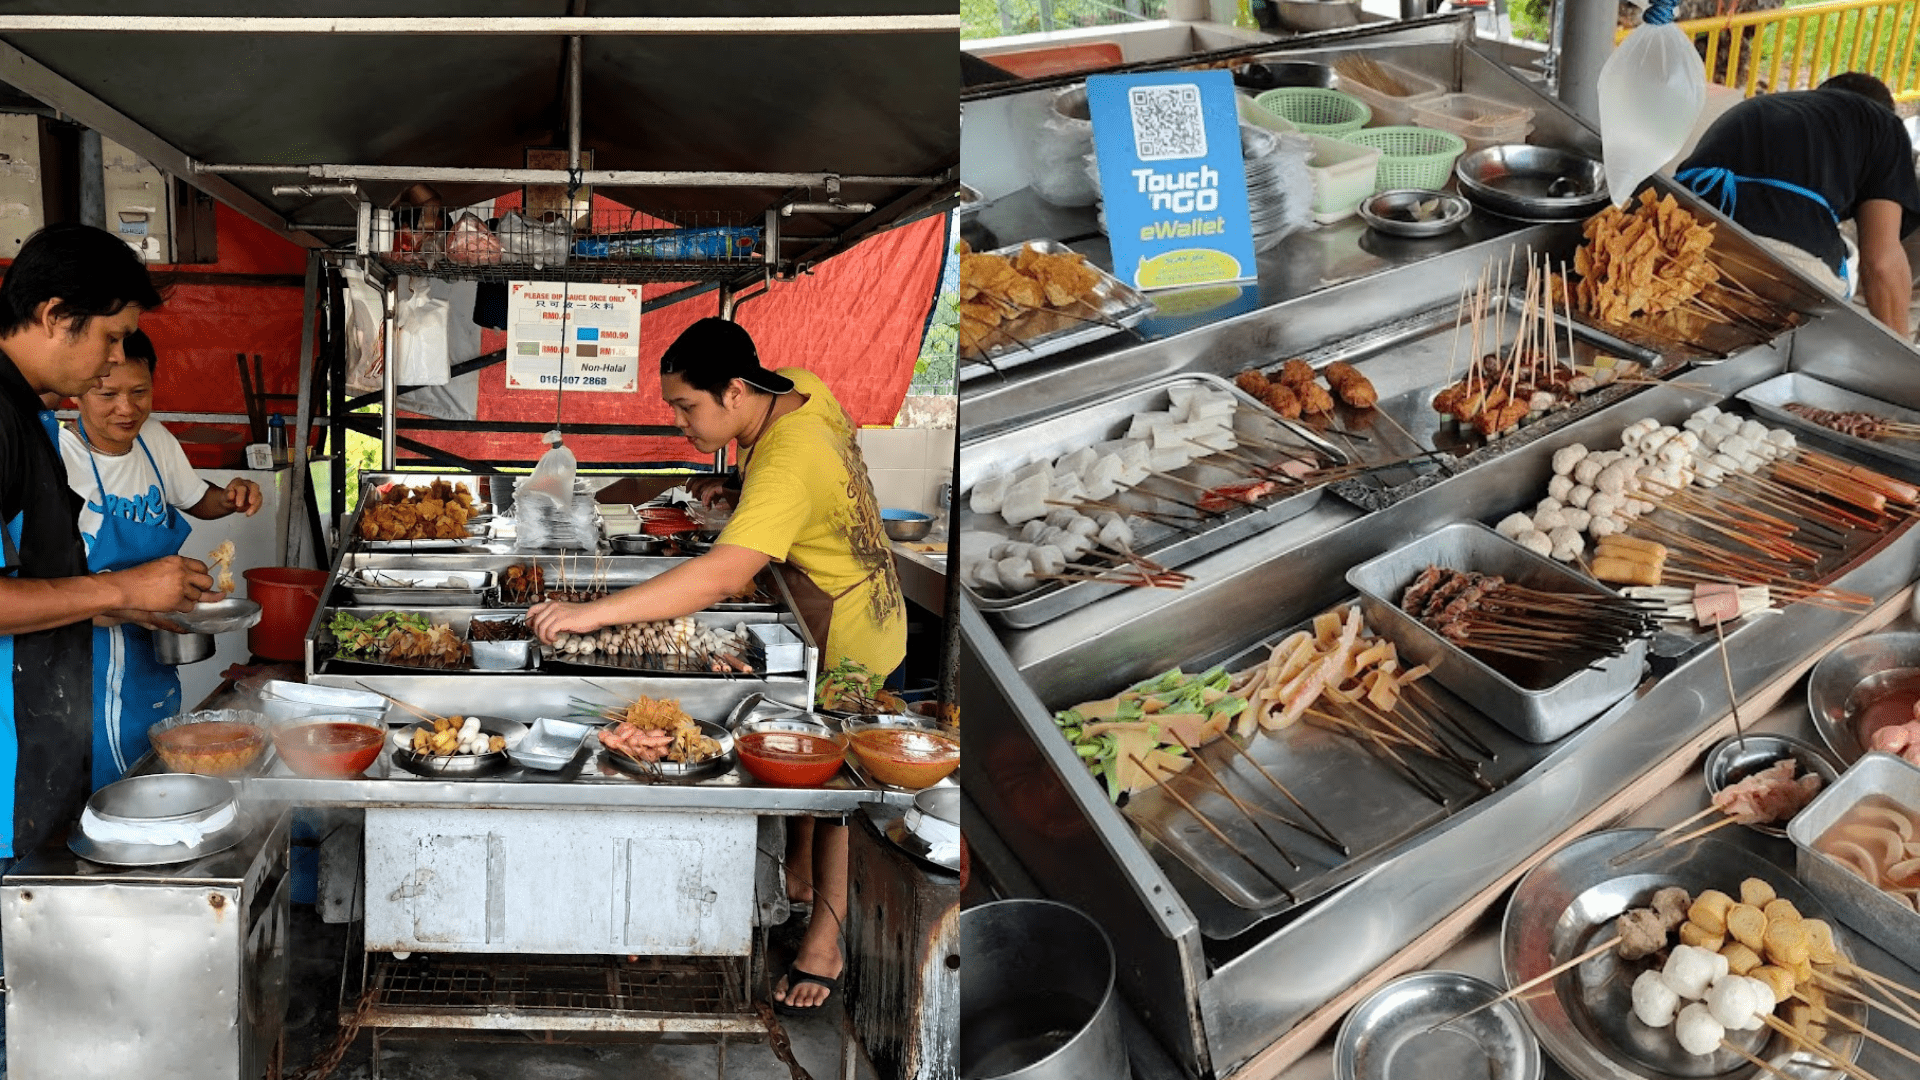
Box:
1333 61 1446 127
1305 133 1382 224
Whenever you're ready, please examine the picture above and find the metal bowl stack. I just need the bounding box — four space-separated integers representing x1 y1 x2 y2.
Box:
1454 145 1609 221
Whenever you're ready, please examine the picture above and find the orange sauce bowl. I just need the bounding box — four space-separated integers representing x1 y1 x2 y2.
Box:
736 729 849 787
274 720 385 778
848 726 960 789
150 720 267 776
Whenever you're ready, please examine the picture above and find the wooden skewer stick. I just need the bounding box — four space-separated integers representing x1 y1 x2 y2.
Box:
352 681 447 725
1812 995 1920 1070
1758 1015 1878 1080
1219 736 1348 854
1607 813 1747 867
1816 970 1920 1031
1837 962 1920 1010
1719 1038 1808 1080
1425 935 1621 1033
1169 731 1302 871
1127 753 1295 901
1714 618 1746 754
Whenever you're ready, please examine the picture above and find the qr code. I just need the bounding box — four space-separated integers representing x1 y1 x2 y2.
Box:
1128 84 1207 162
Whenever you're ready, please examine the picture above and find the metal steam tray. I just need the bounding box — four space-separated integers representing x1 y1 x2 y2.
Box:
1123 617 1547 921
538 610 797 677
1787 752 1920 975
960 373 1348 629
339 569 496 607
957 238 1153 379
1738 371 1920 472
1346 521 1647 743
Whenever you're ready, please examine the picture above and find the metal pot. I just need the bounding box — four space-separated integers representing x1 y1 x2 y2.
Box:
1274 0 1361 33
961 899 1127 1080
154 630 215 666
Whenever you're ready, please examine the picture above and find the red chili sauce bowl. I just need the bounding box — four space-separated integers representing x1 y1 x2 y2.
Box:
848 727 960 789
736 729 848 787
274 720 385 778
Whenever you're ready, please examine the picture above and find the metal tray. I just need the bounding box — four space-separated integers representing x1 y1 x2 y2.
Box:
597 719 737 781
1334 972 1542 1080
390 716 528 778
356 523 495 551
1122 617 1545 915
1787 752 1920 975
340 569 496 607
1738 371 1920 471
1346 521 1647 743
1504 829 1862 1080
318 609 475 673
725 692 816 729
957 238 1153 378
961 373 1348 629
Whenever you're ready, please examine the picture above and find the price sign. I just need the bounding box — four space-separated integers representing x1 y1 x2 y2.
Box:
505 281 643 392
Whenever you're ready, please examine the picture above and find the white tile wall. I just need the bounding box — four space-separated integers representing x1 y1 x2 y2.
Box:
857 427 951 514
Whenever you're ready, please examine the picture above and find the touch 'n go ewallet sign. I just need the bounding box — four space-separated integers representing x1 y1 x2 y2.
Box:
1087 69 1256 292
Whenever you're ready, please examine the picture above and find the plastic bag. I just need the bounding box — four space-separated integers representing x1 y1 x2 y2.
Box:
498 212 572 266
394 283 451 386
341 266 385 395
445 212 502 265
1026 85 1099 208
521 429 577 508
1598 2 1705 207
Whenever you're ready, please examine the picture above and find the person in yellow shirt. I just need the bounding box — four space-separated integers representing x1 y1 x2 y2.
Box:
530 317 904 1015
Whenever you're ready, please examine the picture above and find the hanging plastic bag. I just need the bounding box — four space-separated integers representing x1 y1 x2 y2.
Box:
516 430 580 549
341 266 385 395
522 429 577 508
1597 0 1705 206
1026 84 1099 208
394 282 452 386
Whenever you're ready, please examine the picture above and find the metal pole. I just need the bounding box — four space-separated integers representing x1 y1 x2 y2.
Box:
78 128 104 229
714 282 734 476
0 14 960 34
381 279 397 471
1557 0 1619 126
1399 0 1427 19
192 163 945 188
566 36 583 172
286 252 321 566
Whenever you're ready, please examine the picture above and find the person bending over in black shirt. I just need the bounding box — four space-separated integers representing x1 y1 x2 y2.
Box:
1676 72 1920 340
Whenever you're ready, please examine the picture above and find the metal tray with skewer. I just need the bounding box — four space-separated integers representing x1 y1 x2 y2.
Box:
960 373 1349 629
957 238 1154 380
539 647 760 677
596 719 737 782
1738 371 1920 474
1118 604 1555 938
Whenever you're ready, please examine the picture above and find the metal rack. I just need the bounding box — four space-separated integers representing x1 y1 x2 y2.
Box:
361 953 758 1033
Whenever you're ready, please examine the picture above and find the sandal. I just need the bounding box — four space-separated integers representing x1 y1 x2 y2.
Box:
772 965 842 1016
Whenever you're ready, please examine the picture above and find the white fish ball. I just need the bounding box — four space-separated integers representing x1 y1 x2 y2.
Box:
1710 453 1741 473
996 557 1038 592
1548 475 1575 502
1632 969 1681 1028
1029 545 1067 576
965 559 1001 591
1549 528 1584 562
1517 529 1553 557
1552 444 1589 476
1590 514 1625 538
1596 465 1629 496
1573 458 1604 486
1569 484 1594 509
1739 453 1765 474
1529 390 1556 413
1587 493 1620 518
1706 950 1730 984
1696 405 1723 422
1766 429 1796 450
1663 945 1718 1001
1496 512 1532 540
1633 417 1661 434
1675 431 1700 451
1536 497 1563 514
1657 441 1690 465
1706 974 1759 1030
1742 973 1777 1012
1534 508 1568 532
1632 498 1656 516
1675 1003 1725 1056
1739 419 1768 442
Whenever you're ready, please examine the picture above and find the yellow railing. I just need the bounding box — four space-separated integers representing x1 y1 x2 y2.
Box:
1617 0 1920 102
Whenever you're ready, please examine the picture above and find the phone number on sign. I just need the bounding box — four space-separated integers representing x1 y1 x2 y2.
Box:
536 374 609 387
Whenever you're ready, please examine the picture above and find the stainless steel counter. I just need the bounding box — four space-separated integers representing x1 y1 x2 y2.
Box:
893 541 950 617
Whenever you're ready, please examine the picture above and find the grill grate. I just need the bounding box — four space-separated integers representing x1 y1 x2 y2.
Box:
370 953 753 1018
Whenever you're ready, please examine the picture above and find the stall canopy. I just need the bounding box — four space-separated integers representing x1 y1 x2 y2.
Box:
0 1 960 268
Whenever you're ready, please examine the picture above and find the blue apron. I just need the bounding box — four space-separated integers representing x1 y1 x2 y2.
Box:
79 420 194 789
1675 166 1848 286
0 411 66 850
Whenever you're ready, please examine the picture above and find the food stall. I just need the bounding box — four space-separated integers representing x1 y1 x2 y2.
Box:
957 14 1920 1080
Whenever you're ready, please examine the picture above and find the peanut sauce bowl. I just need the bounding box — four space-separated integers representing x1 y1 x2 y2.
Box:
845 717 960 790
1702 733 1839 839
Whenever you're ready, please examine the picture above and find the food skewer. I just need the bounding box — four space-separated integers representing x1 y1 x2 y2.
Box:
1426 935 1622 1033
1168 731 1302 870
1718 1038 1811 1080
1814 970 1920 1031
1219 736 1349 854
1127 752 1295 901
1304 708 1448 804
1757 1015 1878 1080
1812 998 1920 1069
1606 814 1748 867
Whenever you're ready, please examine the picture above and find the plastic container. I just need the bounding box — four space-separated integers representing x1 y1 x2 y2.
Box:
244 567 329 661
1339 126 1468 193
1408 92 1536 154
1304 133 1383 223
1252 87 1370 136
1333 61 1446 127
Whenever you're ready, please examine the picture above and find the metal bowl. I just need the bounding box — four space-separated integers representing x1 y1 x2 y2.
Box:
1356 189 1471 238
1807 632 1920 765
1454 145 1610 221
608 533 669 556
599 718 736 781
881 509 934 542
391 716 528 777
1233 59 1336 92
1334 971 1541 1080
90 771 234 825
1703 732 1840 838
1274 0 1361 32
170 596 263 635
154 630 215 665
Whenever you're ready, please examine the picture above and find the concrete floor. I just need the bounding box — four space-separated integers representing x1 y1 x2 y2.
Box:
281 906 877 1080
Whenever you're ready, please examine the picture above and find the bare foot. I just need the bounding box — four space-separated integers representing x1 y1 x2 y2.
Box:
773 938 844 1011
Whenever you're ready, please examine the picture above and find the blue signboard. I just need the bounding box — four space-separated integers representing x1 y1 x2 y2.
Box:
1086 70 1256 292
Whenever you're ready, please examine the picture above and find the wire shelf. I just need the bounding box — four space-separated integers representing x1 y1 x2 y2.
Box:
368 953 755 1020
371 206 767 284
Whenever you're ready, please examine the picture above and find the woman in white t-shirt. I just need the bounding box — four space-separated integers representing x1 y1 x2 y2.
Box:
58 331 262 788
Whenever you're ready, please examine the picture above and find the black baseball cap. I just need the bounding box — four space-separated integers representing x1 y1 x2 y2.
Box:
659 317 795 395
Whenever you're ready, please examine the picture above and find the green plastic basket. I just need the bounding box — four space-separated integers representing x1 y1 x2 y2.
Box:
1339 126 1468 192
1252 87 1371 136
